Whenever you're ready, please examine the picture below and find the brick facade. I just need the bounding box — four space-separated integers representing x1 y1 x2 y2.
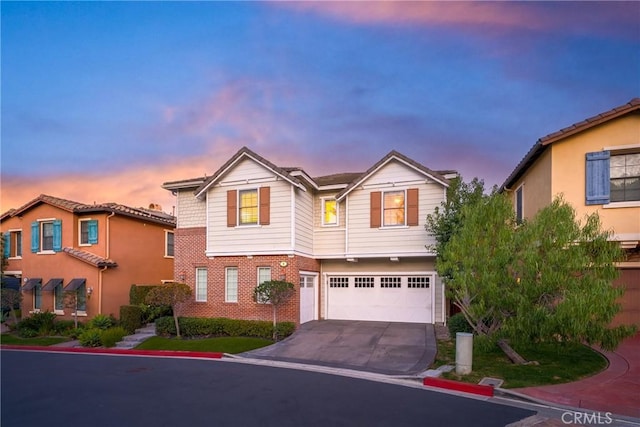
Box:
175 226 320 324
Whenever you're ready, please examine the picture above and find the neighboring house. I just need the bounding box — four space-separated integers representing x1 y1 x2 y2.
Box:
0 194 176 320
501 98 640 326
163 147 454 325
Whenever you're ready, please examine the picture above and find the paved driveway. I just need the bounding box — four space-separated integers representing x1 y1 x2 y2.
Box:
242 320 436 375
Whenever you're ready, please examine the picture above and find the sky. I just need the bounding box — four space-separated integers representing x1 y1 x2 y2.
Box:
2 1 639 214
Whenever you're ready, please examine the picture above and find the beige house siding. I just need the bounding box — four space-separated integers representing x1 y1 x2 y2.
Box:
313 192 346 257
176 189 206 228
345 161 443 256
294 187 314 256
550 114 640 239
206 158 293 254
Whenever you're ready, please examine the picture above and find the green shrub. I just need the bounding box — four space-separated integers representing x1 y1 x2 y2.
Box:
16 311 56 336
88 314 114 330
53 320 77 335
18 328 38 338
65 325 85 339
140 303 172 324
448 313 474 336
120 305 143 334
100 326 128 348
130 285 162 305
79 328 103 347
155 316 296 340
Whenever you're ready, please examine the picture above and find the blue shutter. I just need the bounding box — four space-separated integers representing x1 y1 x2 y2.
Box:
3 232 10 258
31 222 39 253
52 220 62 252
586 151 610 205
88 220 98 244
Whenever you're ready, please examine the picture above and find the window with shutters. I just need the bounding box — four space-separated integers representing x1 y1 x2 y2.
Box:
79 219 98 246
383 191 405 226
228 187 270 227
32 219 62 253
239 189 259 225
3 230 22 258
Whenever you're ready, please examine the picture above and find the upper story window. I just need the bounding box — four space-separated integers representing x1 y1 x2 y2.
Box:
383 191 405 226
227 187 270 227
610 153 640 202
586 150 640 205
322 198 338 226
515 185 524 223
3 230 22 258
31 219 62 253
239 189 259 225
79 219 98 246
165 230 175 257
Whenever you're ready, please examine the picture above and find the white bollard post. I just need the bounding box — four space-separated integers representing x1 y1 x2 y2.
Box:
455 332 473 375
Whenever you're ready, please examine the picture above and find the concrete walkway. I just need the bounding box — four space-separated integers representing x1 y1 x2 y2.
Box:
513 333 640 419
242 320 437 376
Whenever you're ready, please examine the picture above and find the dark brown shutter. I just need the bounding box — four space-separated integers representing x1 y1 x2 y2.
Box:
227 190 237 227
259 186 270 225
370 191 381 228
407 188 419 226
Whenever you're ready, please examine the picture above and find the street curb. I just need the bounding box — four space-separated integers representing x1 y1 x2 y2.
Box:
0 345 223 359
423 377 494 397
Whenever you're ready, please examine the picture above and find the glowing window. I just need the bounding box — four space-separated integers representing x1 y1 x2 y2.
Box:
383 191 405 226
323 199 338 225
239 190 258 225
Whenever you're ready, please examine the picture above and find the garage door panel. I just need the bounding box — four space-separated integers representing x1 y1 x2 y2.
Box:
327 275 432 323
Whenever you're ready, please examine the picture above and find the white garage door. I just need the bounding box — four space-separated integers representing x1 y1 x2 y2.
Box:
326 274 432 323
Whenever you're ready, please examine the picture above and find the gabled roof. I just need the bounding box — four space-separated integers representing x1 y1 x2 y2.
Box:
314 172 364 188
335 150 449 201
194 146 306 198
4 194 175 227
501 98 640 191
63 247 118 268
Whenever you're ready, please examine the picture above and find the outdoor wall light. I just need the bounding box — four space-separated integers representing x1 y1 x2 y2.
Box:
87 287 94 296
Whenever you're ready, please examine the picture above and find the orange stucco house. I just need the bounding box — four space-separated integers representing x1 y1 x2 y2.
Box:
501 98 640 326
1 194 176 321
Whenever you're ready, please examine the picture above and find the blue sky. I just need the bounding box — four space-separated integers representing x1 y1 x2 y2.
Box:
2 1 639 212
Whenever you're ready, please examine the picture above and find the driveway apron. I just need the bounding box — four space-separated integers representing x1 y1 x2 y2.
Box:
242 320 436 375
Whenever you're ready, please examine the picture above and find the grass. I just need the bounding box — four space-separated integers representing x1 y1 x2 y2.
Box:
0 334 71 346
432 338 608 389
134 336 273 354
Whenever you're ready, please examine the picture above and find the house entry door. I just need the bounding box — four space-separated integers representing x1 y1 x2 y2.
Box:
299 274 317 324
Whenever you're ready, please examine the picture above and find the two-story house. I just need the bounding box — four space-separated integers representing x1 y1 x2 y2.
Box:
163 147 452 325
1 194 176 320
501 98 640 326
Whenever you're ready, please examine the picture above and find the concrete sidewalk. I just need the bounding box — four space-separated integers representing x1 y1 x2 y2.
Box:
513 333 640 419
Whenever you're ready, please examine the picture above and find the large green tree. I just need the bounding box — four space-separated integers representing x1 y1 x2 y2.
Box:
428 181 635 353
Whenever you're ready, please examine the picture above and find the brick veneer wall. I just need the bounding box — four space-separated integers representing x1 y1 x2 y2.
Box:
175 226 320 324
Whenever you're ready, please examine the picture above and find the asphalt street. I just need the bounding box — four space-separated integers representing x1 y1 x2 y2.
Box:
1 350 534 427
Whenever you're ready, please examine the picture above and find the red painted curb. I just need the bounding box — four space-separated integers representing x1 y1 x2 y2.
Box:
0 345 223 359
423 377 494 397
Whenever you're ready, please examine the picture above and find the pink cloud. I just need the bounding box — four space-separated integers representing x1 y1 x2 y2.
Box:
277 2 637 39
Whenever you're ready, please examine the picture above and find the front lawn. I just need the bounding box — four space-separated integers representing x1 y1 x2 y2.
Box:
135 336 273 354
433 338 607 389
0 334 71 347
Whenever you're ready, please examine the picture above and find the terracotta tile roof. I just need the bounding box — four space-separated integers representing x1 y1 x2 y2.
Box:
194 146 305 197
0 209 16 221
62 247 118 268
335 150 450 201
4 194 175 227
501 98 640 191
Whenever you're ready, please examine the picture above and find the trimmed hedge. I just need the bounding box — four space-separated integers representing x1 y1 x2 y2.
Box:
129 285 162 305
120 305 143 334
155 317 296 341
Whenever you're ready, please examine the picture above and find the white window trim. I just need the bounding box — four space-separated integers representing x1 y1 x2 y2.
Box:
164 230 175 258
7 228 23 259
78 218 93 247
54 310 65 315
321 197 339 227
195 267 207 302
603 201 640 209
39 219 55 253
381 189 407 228
225 267 238 303
238 188 259 227
71 311 88 317
609 150 640 204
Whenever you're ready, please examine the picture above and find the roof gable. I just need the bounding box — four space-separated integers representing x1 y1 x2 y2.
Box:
501 98 640 191
335 150 449 201
194 146 305 198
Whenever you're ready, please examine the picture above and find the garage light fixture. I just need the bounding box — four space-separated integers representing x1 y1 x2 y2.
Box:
346 258 358 263
390 257 399 262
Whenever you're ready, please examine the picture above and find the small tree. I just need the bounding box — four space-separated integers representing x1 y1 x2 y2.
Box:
1 288 22 324
63 290 82 329
253 280 295 340
145 282 192 338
